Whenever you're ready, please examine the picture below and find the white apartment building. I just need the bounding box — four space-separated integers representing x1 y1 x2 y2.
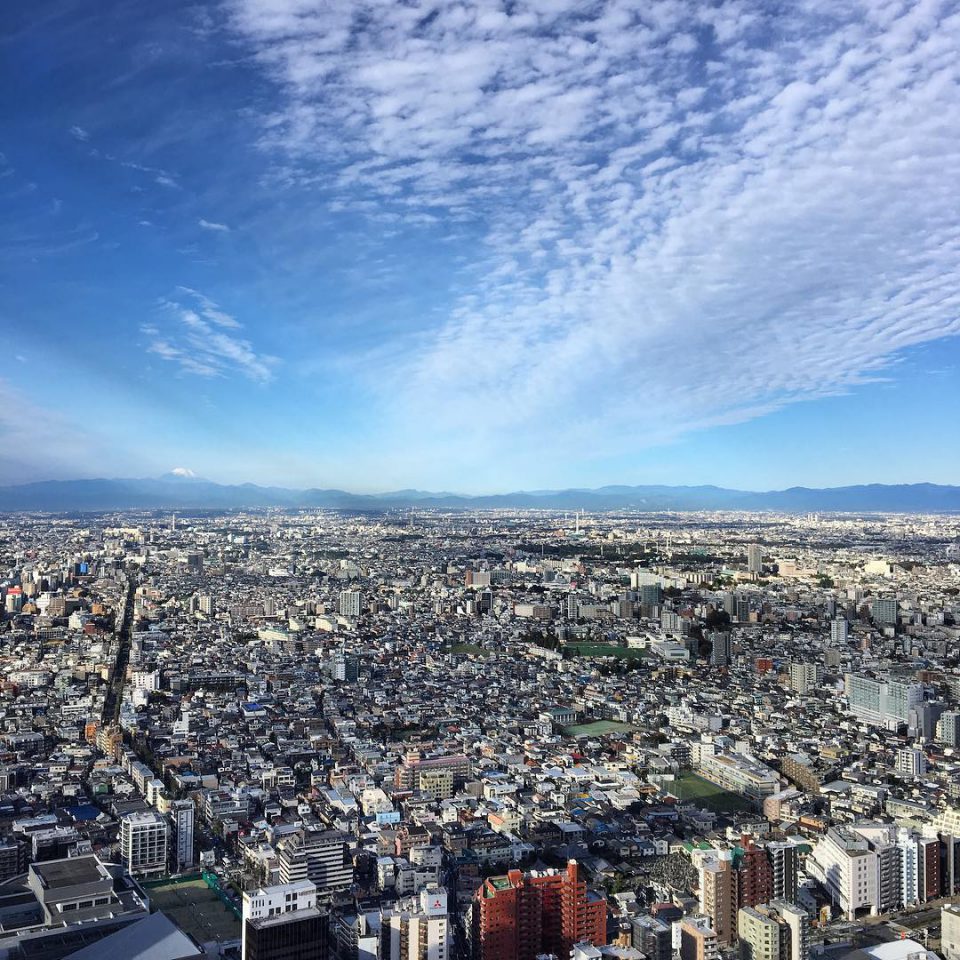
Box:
807 827 877 920
120 810 169 879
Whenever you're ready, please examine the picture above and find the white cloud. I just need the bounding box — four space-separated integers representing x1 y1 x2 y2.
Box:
198 217 231 232
69 125 90 142
170 466 196 477
145 289 278 383
226 0 960 469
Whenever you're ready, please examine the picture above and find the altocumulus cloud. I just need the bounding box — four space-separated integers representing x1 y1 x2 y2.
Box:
226 0 960 458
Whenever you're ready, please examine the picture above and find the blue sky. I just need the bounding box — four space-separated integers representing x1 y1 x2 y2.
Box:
2 0 959 493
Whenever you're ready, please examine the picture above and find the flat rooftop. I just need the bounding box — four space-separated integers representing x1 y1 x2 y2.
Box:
33 857 105 890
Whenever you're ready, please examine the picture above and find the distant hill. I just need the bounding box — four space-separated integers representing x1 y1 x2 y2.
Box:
0 476 957 513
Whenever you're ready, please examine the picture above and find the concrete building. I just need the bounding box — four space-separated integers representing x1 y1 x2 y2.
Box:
242 880 330 960
171 799 195 873
738 902 808 960
844 675 923 730
277 829 353 896
789 662 822 695
470 860 606 960
680 916 720 960
895 748 927 778
381 886 450 960
807 827 878 920
700 854 738 946
119 810 169 879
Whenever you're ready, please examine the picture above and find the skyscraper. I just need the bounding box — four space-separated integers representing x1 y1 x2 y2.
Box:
747 545 764 574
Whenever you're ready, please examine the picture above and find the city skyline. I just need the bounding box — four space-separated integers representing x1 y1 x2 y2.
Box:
3 0 960 492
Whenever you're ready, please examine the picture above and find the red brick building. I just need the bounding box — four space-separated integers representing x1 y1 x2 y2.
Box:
471 860 607 960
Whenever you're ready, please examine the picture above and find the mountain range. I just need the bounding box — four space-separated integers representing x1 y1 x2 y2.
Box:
0 475 958 513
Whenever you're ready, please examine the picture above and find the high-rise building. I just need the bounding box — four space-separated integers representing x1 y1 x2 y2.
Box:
830 619 849 645
896 748 927 778
723 592 737 617
918 836 941 901
171 799 195 872
338 590 362 618
806 827 878 920
381 886 450 960
640 583 662 608
470 860 606 960
767 844 799 904
844 674 923 730
938 712 960 746
331 653 359 683
631 915 671 960
680 916 720 960
942 904 960 960
700 855 738 945
739 844 773 908
738 902 808 960
120 811 169 879
197 594 213 616
873 597 898 625
788 662 822 695
242 880 330 960
277 829 353 896
747 545 764 574
711 632 733 667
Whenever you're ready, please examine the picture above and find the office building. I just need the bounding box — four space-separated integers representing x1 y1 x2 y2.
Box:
120 810 169 879
711 632 733 667
747 545 764 574
0 855 152 958
471 860 606 960
242 880 330 960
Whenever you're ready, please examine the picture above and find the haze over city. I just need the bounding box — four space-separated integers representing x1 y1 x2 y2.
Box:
3 0 960 492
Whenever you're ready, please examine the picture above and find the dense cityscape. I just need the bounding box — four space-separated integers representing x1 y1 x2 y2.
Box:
0 507 958 960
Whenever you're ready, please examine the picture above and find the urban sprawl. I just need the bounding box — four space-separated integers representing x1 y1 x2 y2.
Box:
0 509 959 960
